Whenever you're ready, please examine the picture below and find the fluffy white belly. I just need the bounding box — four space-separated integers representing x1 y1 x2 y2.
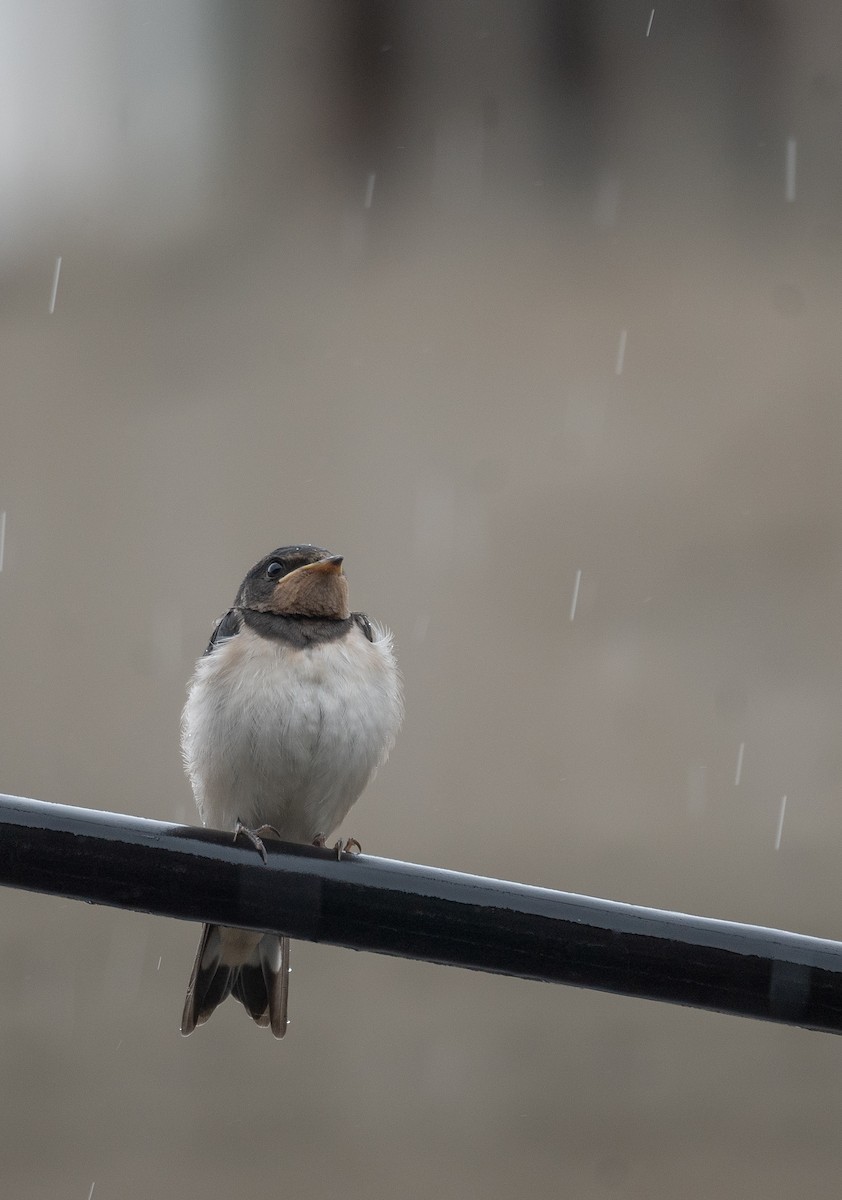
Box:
181 622 402 841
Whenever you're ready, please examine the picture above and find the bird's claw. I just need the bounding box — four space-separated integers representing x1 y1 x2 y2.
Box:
313 833 362 860
234 821 281 864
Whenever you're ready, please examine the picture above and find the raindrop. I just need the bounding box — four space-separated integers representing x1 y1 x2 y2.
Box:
364 172 376 210
569 570 582 621
774 795 787 850
49 256 62 314
785 139 797 202
734 742 745 786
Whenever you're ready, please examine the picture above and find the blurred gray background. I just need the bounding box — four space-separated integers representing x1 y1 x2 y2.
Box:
2 1 842 1196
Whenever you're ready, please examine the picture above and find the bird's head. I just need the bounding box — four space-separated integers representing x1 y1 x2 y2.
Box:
236 545 349 620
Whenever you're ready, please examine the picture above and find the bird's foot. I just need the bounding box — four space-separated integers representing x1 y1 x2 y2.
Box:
234 821 281 864
336 836 362 859
313 833 362 860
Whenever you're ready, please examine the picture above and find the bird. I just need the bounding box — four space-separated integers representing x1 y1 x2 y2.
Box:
179 544 403 1037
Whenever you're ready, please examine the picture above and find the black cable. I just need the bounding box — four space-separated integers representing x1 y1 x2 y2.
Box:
0 792 839 1033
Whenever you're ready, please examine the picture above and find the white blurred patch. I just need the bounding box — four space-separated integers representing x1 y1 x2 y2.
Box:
0 0 219 261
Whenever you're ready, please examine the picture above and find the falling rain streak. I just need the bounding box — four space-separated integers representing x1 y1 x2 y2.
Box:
48 256 62 313
615 329 627 375
569 569 582 621
646 9 655 36
87 1185 96 1200
785 139 797 202
734 742 745 786
0 510 5 571
364 172 376 209
774 795 787 851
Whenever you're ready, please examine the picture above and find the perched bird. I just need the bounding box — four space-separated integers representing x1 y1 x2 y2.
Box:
180 544 403 1037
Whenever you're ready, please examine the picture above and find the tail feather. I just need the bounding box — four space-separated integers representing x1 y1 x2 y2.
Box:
181 924 289 1038
233 934 290 1037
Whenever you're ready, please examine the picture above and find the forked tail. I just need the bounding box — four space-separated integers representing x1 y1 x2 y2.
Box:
181 924 289 1038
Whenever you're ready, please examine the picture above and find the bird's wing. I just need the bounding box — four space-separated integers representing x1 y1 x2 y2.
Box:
203 608 243 656
352 611 374 642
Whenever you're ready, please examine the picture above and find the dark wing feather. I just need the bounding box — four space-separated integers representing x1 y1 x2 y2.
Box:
352 612 374 642
204 608 242 656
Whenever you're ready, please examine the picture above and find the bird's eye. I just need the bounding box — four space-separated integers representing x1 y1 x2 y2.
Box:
266 562 284 579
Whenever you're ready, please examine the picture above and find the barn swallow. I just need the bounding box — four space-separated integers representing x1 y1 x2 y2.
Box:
180 545 403 1037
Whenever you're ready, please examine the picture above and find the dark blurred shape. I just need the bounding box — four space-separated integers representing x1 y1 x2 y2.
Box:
335 1 405 199
535 1 606 191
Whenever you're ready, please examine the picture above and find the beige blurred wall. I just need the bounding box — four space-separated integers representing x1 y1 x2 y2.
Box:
2 3 842 1198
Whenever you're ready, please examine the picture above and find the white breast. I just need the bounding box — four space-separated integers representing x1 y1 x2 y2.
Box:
181 621 402 841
